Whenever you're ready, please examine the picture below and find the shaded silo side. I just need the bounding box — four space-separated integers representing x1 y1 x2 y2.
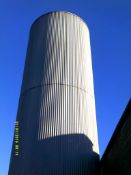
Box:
8 11 99 175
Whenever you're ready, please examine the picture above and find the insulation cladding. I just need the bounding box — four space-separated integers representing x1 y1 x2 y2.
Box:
8 11 99 175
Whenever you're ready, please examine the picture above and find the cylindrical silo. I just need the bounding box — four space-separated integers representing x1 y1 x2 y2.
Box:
8 11 99 175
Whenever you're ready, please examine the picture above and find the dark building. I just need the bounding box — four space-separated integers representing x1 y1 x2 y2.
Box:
101 99 131 175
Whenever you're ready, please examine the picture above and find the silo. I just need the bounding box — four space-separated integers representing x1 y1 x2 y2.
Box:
8 11 99 175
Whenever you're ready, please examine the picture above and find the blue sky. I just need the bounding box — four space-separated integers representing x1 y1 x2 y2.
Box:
0 0 131 174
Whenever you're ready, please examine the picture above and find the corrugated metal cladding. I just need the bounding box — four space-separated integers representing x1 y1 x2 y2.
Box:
8 11 99 175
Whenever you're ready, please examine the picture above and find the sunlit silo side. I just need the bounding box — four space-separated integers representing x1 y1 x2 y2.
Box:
8 11 99 175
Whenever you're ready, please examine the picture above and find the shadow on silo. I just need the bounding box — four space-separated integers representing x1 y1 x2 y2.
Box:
30 134 100 175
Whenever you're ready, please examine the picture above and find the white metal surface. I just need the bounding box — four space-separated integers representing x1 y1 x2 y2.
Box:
9 11 99 175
